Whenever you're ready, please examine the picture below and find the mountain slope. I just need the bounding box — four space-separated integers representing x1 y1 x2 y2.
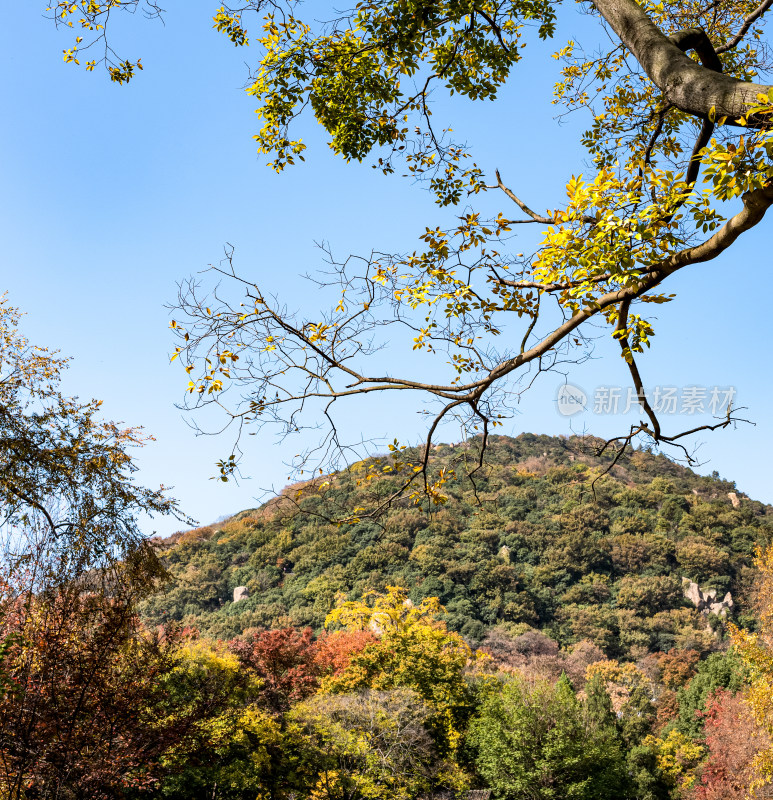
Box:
140 434 773 658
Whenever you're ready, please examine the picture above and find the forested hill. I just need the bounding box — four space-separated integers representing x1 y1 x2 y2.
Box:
140 434 773 658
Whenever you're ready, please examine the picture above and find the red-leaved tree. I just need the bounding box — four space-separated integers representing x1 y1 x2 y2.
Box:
0 587 243 800
0 587 167 799
230 627 375 714
691 688 769 800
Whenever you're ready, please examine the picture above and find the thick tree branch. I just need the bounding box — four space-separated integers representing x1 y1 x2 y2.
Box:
592 0 772 123
487 181 773 385
668 28 722 185
669 27 724 72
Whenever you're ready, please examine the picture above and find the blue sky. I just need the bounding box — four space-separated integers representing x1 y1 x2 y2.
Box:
1 3 771 536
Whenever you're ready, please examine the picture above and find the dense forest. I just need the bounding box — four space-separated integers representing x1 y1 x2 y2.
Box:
2 296 772 800
141 434 773 656
6 429 773 799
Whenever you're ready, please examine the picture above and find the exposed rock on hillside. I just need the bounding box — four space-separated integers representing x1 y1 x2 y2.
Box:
682 578 734 617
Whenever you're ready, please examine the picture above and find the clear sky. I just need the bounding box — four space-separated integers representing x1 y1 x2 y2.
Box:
1 2 771 537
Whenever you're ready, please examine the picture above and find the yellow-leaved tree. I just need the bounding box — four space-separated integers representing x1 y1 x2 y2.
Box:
320 586 478 788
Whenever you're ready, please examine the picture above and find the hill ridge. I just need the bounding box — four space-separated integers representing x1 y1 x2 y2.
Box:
140 433 772 659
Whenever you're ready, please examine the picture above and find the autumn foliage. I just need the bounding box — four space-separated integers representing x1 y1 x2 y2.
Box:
0 589 166 799
4 575 773 800
689 688 768 800
229 627 375 713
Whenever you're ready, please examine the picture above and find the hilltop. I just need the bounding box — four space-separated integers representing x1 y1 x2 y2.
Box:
140 434 773 658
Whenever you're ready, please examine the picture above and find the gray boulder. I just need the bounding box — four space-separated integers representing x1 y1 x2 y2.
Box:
682 577 733 617
682 578 702 607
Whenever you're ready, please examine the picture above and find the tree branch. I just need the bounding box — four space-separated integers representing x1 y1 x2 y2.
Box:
669 27 723 72
614 297 662 439
716 0 773 53
667 28 724 185
591 0 772 124
492 170 598 225
487 181 773 386
493 169 555 223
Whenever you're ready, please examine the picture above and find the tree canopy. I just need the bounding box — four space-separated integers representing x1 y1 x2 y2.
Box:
0 295 188 596
43 0 773 512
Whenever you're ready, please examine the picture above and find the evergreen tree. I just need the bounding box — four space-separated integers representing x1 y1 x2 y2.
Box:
674 651 745 738
469 673 629 799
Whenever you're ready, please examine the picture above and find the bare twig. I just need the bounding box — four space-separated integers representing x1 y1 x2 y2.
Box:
491 170 598 226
